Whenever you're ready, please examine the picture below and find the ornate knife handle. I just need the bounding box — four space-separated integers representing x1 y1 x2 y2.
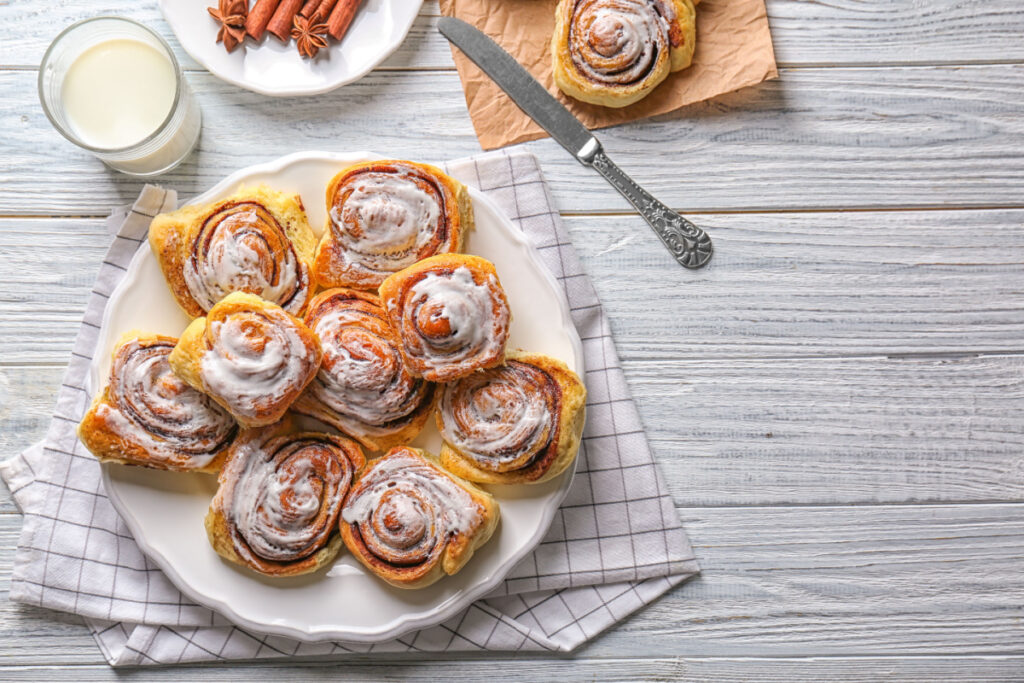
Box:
581 144 713 269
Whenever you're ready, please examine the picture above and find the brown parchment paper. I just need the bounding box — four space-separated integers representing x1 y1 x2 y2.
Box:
439 0 778 150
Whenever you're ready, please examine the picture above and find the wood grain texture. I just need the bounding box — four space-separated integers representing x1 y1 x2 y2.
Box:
4 64 1024 216
1 504 1022 662
3 0 1024 677
4 355 1023 508
2 208 1023 364
3 658 1024 681
4 1 1024 69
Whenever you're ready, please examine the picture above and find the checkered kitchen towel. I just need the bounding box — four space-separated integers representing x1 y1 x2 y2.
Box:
0 150 699 666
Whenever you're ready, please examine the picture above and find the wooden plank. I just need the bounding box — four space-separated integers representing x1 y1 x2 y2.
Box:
4 64 1024 216
5 1 1024 69
0 505 1022 661
2 206 1024 364
5 351 1024 507
2 657 1024 681
766 0 1024 65
635 354 1024 505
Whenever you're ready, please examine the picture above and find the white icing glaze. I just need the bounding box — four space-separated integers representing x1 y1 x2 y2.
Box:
200 310 316 420
342 450 482 563
184 204 307 314
329 168 450 280
439 362 554 471
221 435 353 564
399 266 509 374
99 339 235 468
570 0 672 85
309 307 428 427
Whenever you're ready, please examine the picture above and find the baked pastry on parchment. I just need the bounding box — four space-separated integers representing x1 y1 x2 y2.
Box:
552 0 698 108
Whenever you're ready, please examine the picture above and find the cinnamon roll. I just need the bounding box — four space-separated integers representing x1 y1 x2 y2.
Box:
78 333 237 472
292 288 438 452
312 160 473 290
169 292 323 428
438 351 587 485
149 185 316 318
378 254 511 382
205 419 366 577
552 0 698 108
340 446 499 589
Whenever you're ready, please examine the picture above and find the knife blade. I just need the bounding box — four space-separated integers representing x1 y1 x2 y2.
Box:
438 16 713 269
438 17 595 160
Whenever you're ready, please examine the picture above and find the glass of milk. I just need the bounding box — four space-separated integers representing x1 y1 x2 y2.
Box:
38 17 202 177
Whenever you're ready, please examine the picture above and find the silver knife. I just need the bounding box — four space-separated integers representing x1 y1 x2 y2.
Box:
438 16 712 269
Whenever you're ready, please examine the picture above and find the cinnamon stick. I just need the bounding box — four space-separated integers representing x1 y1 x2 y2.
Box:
246 0 281 40
267 0 304 41
299 0 320 18
313 0 339 22
327 0 362 41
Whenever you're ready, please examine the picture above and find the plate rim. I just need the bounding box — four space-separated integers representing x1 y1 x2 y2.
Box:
97 150 585 642
158 0 425 97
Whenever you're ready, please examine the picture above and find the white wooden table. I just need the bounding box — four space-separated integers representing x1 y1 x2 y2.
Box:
2 1 1024 679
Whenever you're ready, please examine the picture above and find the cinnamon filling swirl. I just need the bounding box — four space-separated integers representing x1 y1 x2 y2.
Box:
94 337 236 469
296 289 435 443
439 361 562 474
185 201 309 314
342 448 483 575
199 305 321 422
326 163 457 285
384 262 510 382
567 0 676 87
220 432 362 572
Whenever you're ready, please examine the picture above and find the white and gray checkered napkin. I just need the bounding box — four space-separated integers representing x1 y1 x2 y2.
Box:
0 151 698 666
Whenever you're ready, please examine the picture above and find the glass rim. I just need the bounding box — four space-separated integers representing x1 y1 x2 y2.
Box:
37 16 184 155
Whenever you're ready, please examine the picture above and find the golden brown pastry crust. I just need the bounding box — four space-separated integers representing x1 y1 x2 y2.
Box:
169 292 323 428
148 184 316 318
438 351 587 485
378 253 511 383
205 418 366 577
339 446 500 589
552 0 697 108
291 288 439 452
313 160 473 290
77 332 238 473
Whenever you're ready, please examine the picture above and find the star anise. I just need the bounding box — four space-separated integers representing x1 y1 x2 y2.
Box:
292 13 329 59
208 0 248 53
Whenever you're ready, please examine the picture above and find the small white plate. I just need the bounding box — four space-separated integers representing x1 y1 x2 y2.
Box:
92 151 584 643
160 0 424 96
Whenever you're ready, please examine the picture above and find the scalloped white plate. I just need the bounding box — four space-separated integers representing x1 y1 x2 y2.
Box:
91 151 584 643
159 0 423 96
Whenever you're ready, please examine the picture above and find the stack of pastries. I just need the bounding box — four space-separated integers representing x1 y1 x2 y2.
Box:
78 159 586 589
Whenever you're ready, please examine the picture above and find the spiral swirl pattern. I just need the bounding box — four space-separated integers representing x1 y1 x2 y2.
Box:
198 295 322 426
215 429 364 576
439 361 559 474
568 0 673 87
80 336 237 471
553 0 695 107
315 161 468 289
293 289 436 451
341 447 488 586
380 255 510 382
184 201 310 314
